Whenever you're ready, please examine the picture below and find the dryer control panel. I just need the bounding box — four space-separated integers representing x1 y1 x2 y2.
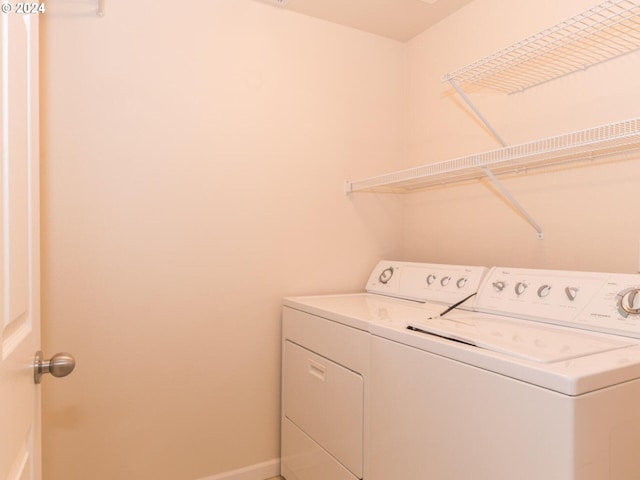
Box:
476 267 640 339
366 261 488 307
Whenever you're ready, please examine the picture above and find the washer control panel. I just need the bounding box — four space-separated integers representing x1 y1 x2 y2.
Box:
476 267 640 338
366 261 488 307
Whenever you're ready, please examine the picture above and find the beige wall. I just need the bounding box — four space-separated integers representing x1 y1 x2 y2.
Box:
40 1 404 479
402 0 640 271
40 0 640 478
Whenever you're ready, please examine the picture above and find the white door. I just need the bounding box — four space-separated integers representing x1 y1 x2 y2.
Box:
0 7 41 480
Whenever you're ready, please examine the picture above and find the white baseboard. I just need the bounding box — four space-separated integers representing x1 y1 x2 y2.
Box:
196 458 280 480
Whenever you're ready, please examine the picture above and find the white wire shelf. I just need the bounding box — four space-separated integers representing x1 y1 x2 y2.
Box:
442 0 640 94
345 117 640 194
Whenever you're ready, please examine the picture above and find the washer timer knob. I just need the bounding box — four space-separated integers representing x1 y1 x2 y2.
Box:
441 276 451 287
456 277 468 289
426 274 436 285
493 281 506 292
565 287 579 302
515 282 528 296
537 285 551 298
617 288 640 318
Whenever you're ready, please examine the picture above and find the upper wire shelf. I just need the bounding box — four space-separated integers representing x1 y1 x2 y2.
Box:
442 0 640 94
345 117 640 193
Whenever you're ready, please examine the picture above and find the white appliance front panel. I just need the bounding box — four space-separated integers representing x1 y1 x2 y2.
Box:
370 335 640 480
283 340 363 478
282 418 358 480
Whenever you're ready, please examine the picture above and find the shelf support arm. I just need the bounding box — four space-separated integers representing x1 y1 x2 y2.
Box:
480 167 544 239
448 79 507 147
448 79 543 239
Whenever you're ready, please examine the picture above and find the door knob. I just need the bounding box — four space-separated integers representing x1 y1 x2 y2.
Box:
34 351 76 384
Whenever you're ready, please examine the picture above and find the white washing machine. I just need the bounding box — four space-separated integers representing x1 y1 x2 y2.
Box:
369 266 640 480
280 261 488 480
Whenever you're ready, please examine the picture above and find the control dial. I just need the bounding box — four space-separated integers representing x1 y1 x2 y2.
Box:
537 285 551 298
456 277 468 289
515 282 528 296
565 287 579 302
617 287 640 318
441 276 451 287
426 274 436 285
378 267 394 285
493 281 506 292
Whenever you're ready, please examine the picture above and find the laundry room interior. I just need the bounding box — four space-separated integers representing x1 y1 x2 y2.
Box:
35 0 640 479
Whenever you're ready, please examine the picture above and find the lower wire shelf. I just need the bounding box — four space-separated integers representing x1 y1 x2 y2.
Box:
345 117 640 194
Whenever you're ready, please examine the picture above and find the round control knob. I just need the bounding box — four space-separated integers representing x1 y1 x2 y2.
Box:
440 276 451 287
617 287 640 318
456 277 467 289
515 282 528 296
426 274 436 285
537 285 551 298
565 286 579 302
378 267 394 285
493 281 506 292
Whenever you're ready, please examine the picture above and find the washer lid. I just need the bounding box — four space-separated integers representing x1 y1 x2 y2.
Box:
407 314 630 363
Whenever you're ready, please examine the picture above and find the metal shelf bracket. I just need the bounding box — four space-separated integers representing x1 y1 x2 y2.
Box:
448 79 544 240
481 167 544 240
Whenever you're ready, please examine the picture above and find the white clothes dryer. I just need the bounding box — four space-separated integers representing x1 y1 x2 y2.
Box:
368 266 640 480
280 261 488 480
